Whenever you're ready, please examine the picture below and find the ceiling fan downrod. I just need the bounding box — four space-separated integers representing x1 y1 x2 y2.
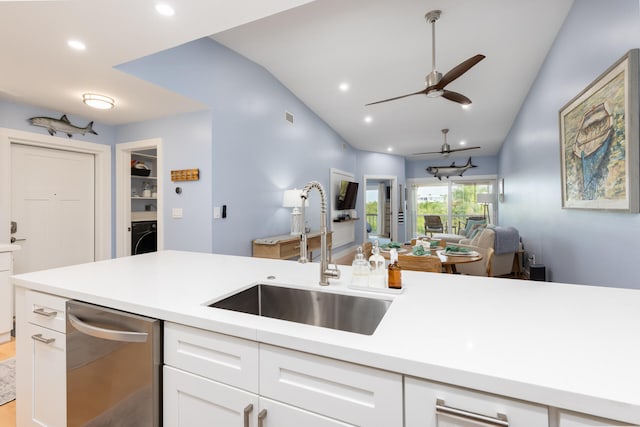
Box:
425 10 443 96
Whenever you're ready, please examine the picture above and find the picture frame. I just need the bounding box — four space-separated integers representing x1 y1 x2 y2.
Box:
559 48 639 212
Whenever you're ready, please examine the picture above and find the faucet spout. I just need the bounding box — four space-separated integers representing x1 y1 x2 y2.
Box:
299 181 340 286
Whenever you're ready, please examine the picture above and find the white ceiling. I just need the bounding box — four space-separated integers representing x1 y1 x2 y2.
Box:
0 0 573 158
0 0 314 124
212 0 574 157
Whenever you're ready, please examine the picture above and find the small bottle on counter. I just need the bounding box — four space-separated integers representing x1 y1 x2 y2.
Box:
388 248 402 289
368 240 386 288
351 246 370 287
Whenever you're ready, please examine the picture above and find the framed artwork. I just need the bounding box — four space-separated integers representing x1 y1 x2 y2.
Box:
559 49 639 211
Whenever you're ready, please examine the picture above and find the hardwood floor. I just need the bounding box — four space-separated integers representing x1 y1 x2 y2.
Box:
0 337 16 427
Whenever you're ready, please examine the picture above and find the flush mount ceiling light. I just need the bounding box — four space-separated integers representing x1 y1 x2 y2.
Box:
155 3 175 16
82 93 114 110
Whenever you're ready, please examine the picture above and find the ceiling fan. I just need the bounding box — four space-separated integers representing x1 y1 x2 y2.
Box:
413 128 480 157
366 10 485 106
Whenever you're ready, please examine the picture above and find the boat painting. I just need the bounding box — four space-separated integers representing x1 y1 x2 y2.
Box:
573 102 613 199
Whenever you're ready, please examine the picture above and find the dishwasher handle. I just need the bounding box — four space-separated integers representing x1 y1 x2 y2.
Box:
68 313 149 343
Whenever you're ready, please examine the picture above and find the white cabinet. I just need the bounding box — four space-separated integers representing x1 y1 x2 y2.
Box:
16 287 68 427
0 247 18 343
163 322 402 427
130 150 157 222
164 365 259 427
405 376 548 427
557 410 632 427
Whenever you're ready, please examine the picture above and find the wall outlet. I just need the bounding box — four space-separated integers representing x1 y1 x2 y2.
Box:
172 208 183 219
213 206 221 219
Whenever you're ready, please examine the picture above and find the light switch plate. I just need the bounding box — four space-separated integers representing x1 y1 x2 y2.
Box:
213 206 221 219
172 208 183 218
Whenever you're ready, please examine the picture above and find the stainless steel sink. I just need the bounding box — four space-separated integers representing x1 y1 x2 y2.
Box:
209 284 392 335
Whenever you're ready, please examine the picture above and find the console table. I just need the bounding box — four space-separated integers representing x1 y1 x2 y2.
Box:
253 232 332 260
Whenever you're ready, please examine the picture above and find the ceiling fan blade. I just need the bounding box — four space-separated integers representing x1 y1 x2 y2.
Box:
365 88 427 106
412 150 446 156
445 146 481 153
433 54 485 90
441 90 472 105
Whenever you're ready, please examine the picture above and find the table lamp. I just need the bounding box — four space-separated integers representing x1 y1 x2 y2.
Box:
283 189 308 235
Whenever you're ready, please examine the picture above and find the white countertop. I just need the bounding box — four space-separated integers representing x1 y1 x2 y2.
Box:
11 250 640 424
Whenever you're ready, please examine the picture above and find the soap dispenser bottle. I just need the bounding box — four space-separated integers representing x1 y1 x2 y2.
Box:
388 248 402 289
351 246 370 287
368 240 386 288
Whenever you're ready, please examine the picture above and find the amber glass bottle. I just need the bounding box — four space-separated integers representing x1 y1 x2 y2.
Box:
388 248 402 289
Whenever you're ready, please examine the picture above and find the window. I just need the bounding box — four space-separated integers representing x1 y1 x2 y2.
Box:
408 177 496 237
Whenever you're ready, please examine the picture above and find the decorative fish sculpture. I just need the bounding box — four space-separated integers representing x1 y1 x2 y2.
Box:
28 114 98 138
426 157 477 180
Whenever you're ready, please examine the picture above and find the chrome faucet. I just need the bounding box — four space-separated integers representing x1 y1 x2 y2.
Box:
299 181 340 286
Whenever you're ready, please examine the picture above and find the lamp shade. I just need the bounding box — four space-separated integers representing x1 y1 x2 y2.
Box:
282 189 309 208
476 193 493 204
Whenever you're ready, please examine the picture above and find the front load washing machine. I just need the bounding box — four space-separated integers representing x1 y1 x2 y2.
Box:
131 221 157 255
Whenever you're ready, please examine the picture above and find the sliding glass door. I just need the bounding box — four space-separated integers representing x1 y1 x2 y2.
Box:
408 176 497 238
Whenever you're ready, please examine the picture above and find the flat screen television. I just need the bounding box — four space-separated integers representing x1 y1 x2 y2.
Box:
336 180 359 210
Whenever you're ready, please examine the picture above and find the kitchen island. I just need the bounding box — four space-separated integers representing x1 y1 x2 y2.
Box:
12 250 640 426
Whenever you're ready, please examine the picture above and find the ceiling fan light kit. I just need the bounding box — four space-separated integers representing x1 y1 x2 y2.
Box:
366 9 485 107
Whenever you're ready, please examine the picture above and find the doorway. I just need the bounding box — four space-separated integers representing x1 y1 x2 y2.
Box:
363 175 398 243
0 127 111 259
11 144 95 273
115 138 163 257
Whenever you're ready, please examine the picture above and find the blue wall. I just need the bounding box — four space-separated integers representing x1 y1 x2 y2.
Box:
117 110 214 253
498 0 640 288
119 38 360 255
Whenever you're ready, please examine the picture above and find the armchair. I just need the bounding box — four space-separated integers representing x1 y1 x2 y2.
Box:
459 227 520 277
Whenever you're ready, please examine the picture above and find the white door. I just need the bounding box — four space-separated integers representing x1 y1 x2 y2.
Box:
11 144 95 274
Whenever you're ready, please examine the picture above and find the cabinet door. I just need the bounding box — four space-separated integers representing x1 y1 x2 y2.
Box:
558 411 632 427
24 322 66 427
405 376 548 427
164 366 259 427
259 397 356 427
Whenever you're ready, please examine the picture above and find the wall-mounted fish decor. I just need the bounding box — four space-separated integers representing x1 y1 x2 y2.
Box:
28 114 98 138
426 157 477 180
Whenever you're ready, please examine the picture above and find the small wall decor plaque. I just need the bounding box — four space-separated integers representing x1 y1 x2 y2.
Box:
171 169 199 182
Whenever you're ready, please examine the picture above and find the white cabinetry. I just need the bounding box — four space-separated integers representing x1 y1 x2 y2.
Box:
130 150 157 222
405 376 548 427
557 410 631 426
16 287 68 427
0 246 19 343
163 322 402 427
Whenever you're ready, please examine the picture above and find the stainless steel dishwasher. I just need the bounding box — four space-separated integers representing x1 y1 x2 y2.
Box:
66 300 161 427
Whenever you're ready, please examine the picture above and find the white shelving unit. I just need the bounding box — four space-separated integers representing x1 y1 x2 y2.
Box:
131 150 157 222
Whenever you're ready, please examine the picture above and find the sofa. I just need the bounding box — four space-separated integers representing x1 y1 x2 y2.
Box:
459 226 520 277
431 218 487 243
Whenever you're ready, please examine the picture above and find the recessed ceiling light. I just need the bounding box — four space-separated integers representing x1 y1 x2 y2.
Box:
339 82 349 92
155 3 175 16
387 147 393 152
462 104 471 110
460 140 467 146
67 39 86 51
82 93 115 110
364 116 373 124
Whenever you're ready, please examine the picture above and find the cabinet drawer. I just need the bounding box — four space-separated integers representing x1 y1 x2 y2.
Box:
279 239 301 259
0 252 10 271
260 344 402 426
25 290 68 333
405 376 548 427
164 322 259 393
557 410 632 426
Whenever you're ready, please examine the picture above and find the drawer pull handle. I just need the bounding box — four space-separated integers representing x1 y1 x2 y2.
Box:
31 334 55 344
243 404 253 427
257 409 267 427
33 307 57 317
436 399 508 427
